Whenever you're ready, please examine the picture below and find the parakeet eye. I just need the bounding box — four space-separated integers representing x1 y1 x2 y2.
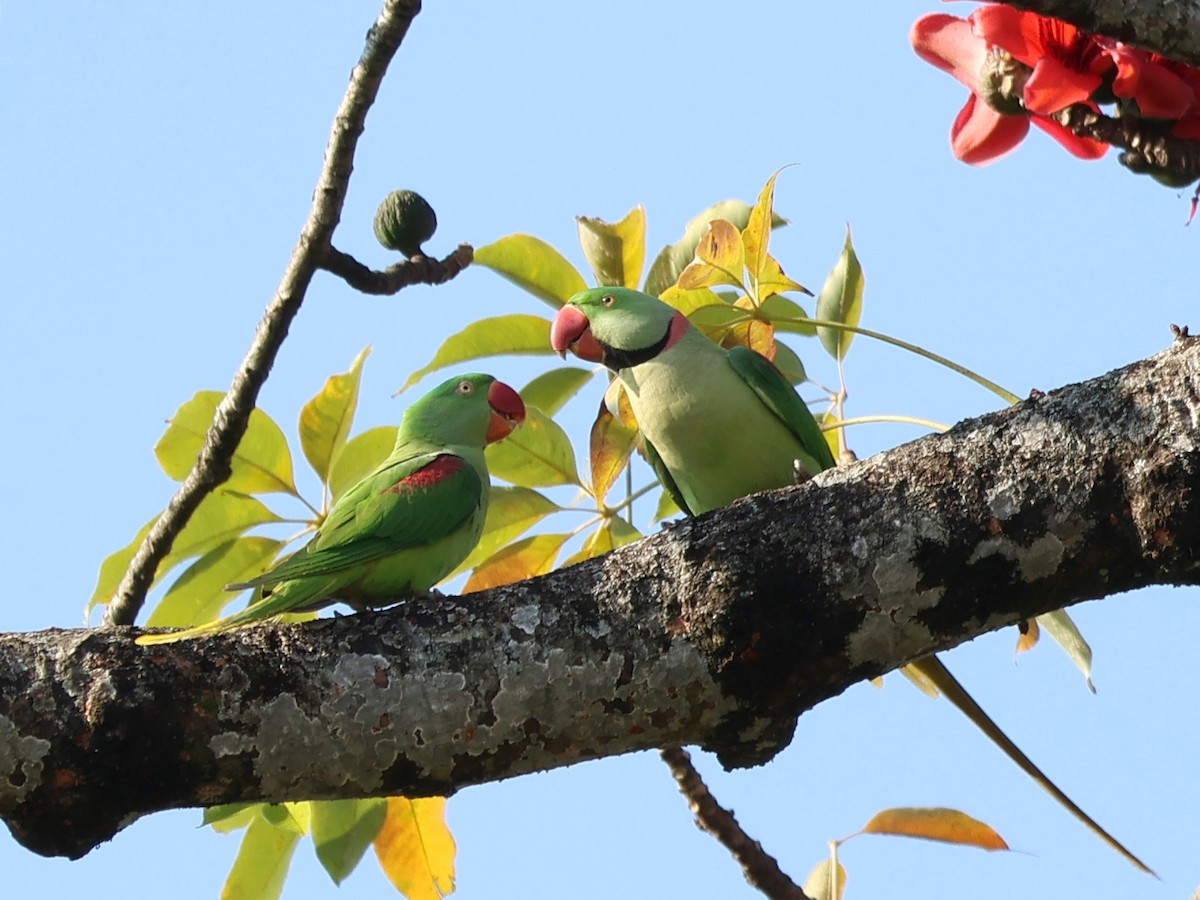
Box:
456 380 475 394
600 294 616 307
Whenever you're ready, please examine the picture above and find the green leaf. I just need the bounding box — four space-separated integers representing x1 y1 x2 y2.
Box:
299 347 370 485
576 206 646 289
156 391 297 496
311 798 388 886
486 406 581 487
450 486 562 577
260 802 311 835
464 533 572 592
328 426 397 502
653 485 681 522
1037 609 1096 692
221 815 302 900
771 341 809 385
474 234 588 309
688 305 749 330
816 225 865 360
644 199 786 298
398 314 554 393
89 491 283 612
520 367 594 417
762 294 816 336
204 803 259 833
146 537 285 628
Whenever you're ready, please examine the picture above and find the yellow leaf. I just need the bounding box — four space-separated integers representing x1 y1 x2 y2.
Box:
220 815 302 900
742 168 785 302
398 314 554 393
519 367 594 417
89 491 282 612
658 285 727 316
561 518 641 567
449 486 562 578
464 533 572 593
677 259 742 291
859 807 1010 851
576 206 646 289
1036 609 1096 692
328 426 397 502
300 347 371 485
721 318 776 360
695 218 745 282
373 797 456 900
899 661 941 699
474 234 587 309
803 857 847 900
147 536 285 627
485 407 581 487
758 253 810 298
1015 617 1040 655
589 395 639 503
156 391 297 495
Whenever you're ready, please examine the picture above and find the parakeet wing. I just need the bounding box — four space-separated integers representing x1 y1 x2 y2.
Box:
642 437 694 516
726 346 836 474
236 452 483 588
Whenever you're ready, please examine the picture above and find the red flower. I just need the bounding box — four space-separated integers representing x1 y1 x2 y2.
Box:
1105 48 1195 119
911 11 1106 164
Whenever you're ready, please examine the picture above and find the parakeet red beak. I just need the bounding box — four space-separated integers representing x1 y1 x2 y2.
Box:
486 380 526 443
550 305 605 363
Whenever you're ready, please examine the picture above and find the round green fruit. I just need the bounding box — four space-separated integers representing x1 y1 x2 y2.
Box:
373 190 437 256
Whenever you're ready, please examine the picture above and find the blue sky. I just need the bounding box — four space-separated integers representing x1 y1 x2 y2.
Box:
2 2 1197 898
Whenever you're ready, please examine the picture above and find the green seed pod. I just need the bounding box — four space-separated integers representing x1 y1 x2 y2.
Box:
373 190 437 256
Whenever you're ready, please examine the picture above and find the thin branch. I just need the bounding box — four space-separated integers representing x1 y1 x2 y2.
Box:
661 747 811 900
1054 105 1200 177
105 0 423 627
319 243 474 293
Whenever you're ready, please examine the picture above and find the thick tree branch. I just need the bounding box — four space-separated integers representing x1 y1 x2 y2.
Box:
8 336 1198 860
318 243 474 293
105 0 423 627
1004 0 1200 66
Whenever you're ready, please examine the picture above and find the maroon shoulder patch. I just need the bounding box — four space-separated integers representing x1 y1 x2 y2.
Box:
383 455 466 495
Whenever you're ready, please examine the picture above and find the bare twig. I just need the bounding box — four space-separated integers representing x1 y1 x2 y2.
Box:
319 243 474 293
105 0 424 626
661 747 811 900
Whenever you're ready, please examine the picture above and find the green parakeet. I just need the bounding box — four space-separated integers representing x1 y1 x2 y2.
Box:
137 373 526 645
551 286 1150 874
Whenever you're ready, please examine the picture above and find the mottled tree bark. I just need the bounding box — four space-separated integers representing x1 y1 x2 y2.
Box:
3 335 1197 860
1005 0 1200 66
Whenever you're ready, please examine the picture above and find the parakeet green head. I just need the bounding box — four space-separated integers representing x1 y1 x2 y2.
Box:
402 374 526 447
550 287 686 372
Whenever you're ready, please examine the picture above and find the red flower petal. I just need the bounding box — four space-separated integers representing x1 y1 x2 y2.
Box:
1108 46 1195 119
1030 114 1108 159
971 4 1056 66
1023 56 1103 113
911 13 987 91
951 94 1030 164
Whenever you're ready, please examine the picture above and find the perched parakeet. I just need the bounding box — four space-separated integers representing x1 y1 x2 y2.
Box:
137 373 526 645
551 286 1150 874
